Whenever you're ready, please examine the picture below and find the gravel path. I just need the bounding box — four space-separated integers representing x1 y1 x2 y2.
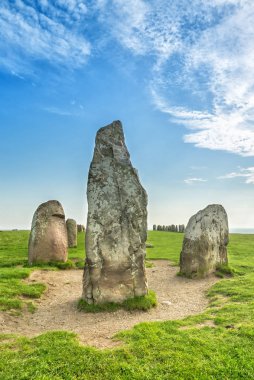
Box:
0 261 218 348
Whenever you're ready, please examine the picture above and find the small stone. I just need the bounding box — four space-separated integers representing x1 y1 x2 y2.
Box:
180 204 229 278
28 200 68 264
66 219 77 248
161 301 172 305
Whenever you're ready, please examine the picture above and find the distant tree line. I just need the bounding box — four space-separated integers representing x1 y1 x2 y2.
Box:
153 224 185 233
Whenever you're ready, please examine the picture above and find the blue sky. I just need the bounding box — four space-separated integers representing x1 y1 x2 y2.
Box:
0 0 254 230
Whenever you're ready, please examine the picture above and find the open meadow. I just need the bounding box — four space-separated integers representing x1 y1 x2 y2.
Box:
0 230 254 379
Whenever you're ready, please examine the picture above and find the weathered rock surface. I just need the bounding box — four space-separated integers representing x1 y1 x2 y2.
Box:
180 204 229 278
179 224 185 233
83 120 148 304
28 200 68 264
77 224 85 232
66 219 77 248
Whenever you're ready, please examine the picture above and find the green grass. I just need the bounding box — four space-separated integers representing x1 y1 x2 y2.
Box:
0 231 44 312
28 259 76 270
215 263 235 278
68 231 86 262
146 231 183 263
0 230 30 267
78 290 157 313
145 260 154 268
0 230 254 379
0 231 86 311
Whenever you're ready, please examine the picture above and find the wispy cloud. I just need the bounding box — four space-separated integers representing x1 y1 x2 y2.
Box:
103 0 254 157
184 177 207 185
42 106 73 116
42 103 85 117
0 1 90 74
218 167 254 184
98 0 181 59
1 1 254 158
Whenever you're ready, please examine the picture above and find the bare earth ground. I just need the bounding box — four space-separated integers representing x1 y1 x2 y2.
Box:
0 261 219 348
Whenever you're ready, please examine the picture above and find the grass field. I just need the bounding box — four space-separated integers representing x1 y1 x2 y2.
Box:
0 230 254 379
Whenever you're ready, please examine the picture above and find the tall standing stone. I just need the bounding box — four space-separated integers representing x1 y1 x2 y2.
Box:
28 200 68 264
83 120 148 304
180 204 229 278
66 219 77 248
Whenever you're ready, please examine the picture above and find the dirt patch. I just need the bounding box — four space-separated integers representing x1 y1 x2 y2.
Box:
0 260 219 348
179 320 216 330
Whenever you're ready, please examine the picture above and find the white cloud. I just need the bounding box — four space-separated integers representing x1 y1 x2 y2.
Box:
42 104 85 116
1 0 254 160
103 0 254 157
218 167 254 184
98 0 181 58
39 0 88 22
0 1 90 73
42 106 73 116
184 178 207 185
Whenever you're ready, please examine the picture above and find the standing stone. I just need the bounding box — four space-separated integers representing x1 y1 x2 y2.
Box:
180 204 229 278
83 120 148 304
66 219 77 248
28 200 68 264
153 224 156 231
77 224 86 232
179 224 185 233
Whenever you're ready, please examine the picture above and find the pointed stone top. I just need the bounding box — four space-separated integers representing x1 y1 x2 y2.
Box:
96 120 123 142
93 120 130 163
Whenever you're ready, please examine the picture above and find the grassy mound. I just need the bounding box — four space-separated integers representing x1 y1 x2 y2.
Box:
215 263 235 278
78 290 157 313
